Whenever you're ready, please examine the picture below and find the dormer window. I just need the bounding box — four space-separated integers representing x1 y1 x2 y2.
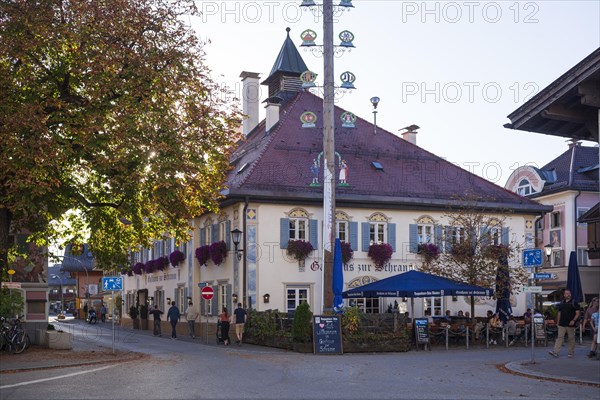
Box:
517 179 533 196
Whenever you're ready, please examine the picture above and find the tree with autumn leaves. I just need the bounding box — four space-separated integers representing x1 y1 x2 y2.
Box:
0 1 242 271
418 194 529 318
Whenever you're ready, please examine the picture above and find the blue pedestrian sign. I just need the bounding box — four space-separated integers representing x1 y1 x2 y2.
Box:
523 249 543 267
102 277 123 291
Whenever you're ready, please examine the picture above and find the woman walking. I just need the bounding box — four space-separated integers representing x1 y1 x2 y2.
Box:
219 307 231 345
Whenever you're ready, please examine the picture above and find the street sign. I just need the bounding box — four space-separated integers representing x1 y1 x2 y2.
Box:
534 273 553 280
201 286 214 300
523 249 543 267
523 286 543 293
198 282 207 288
102 277 123 291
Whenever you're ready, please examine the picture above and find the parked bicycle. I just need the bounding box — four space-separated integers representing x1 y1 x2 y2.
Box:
0 316 30 354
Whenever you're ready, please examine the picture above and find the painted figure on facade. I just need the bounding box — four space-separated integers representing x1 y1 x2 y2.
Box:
339 160 348 184
310 158 319 184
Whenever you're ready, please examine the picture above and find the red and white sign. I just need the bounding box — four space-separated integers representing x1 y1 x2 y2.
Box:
201 286 214 300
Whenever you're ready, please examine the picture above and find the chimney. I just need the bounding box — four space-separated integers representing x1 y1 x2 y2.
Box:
400 124 420 145
240 71 261 135
264 96 282 132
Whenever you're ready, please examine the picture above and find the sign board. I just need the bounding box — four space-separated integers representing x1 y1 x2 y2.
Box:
414 318 429 345
201 286 214 300
523 286 542 293
88 284 98 295
533 273 553 280
533 316 546 341
102 277 123 291
198 282 207 288
1 282 21 289
313 315 342 355
523 249 543 267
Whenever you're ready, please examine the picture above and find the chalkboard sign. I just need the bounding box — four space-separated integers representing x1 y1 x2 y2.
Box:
313 315 343 355
414 318 430 345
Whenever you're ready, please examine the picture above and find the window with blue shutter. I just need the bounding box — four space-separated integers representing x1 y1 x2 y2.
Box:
361 222 370 252
349 221 358 252
388 223 396 252
280 218 290 249
434 225 443 249
200 228 205 246
444 226 453 253
211 285 219 316
501 228 509 245
309 219 318 250
212 224 218 244
409 224 419 253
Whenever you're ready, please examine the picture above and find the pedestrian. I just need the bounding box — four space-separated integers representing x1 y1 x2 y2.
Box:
166 301 180 340
185 301 199 339
549 289 581 358
233 302 247 345
587 306 598 358
582 297 598 335
100 304 107 323
219 307 231 345
149 304 164 337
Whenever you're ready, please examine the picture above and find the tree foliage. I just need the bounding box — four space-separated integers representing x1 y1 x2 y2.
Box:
0 0 242 270
419 194 528 300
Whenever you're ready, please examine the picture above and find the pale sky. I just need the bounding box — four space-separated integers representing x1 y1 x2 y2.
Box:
190 0 600 185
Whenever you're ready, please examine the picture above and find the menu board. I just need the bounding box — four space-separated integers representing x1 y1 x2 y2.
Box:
414 318 430 344
313 315 343 355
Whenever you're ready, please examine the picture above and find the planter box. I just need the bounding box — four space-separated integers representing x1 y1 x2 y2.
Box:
45 330 73 350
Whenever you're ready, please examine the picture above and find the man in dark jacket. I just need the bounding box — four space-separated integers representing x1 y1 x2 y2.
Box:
549 289 581 358
149 304 164 337
166 301 180 340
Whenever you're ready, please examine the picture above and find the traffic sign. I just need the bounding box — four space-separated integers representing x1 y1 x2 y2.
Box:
523 249 543 267
102 277 123 291
534 273 553 280
523 286 542 293
201 286 214 300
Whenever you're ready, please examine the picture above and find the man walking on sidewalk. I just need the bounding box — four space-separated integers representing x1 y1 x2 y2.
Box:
233 303 247 345
185 301 199 339
150 304 164 337
167 301 180 340
549 289 581 358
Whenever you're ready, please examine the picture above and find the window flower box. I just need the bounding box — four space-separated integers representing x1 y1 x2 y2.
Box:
209 241 227 266
169 250 186 266
287 240 314 271
368 243 393 268
418 243 439 263
341 241 354 264
195 245 210 266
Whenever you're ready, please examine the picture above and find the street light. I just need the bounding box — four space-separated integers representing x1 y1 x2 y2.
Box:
50 274 64 313
544 243 553 261
231 229 244 261
370 96 380 135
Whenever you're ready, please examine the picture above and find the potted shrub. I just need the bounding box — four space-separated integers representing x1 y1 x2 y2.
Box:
129 306 140 329
195 245 210 266
287 240 314 270
209 241 228 265
169 250 186 267
368 243 393 269
291 302 313 352
133 262 144 275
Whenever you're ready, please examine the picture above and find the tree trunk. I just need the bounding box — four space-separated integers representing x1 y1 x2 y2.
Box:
0 208 12 273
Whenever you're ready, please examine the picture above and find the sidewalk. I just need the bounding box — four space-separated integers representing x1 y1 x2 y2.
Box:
1 318 598 387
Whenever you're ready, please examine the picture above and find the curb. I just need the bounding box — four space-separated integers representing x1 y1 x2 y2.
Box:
501 361 600 387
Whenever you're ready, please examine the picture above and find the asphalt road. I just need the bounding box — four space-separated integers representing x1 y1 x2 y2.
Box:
1 320 598 400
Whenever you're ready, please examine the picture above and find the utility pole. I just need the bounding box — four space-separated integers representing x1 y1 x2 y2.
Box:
322 0 335 313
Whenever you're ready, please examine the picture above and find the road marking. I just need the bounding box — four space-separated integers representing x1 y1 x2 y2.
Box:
0 364 116 389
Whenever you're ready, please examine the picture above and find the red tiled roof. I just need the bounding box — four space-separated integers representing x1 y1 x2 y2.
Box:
225 92 549 214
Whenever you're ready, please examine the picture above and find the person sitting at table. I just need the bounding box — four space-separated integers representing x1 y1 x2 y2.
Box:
523 308 532 324
488 311 502 345
443 310 452 323
506 315 519 345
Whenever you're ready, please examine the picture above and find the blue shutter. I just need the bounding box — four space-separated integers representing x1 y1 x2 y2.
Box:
212 224 218 244
388 223 396 252
444 226 453 253
167 239 172 255
200 228 205 246
480 227 490 247
211 285 219 315
184 287 189 308
349 222 358 251
501 228 509 245
434 225 443 249
226 221 231 250
409 224 418 253
309 219 318 250
361 222 370 252
280 218 290 249
174 288 178 310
